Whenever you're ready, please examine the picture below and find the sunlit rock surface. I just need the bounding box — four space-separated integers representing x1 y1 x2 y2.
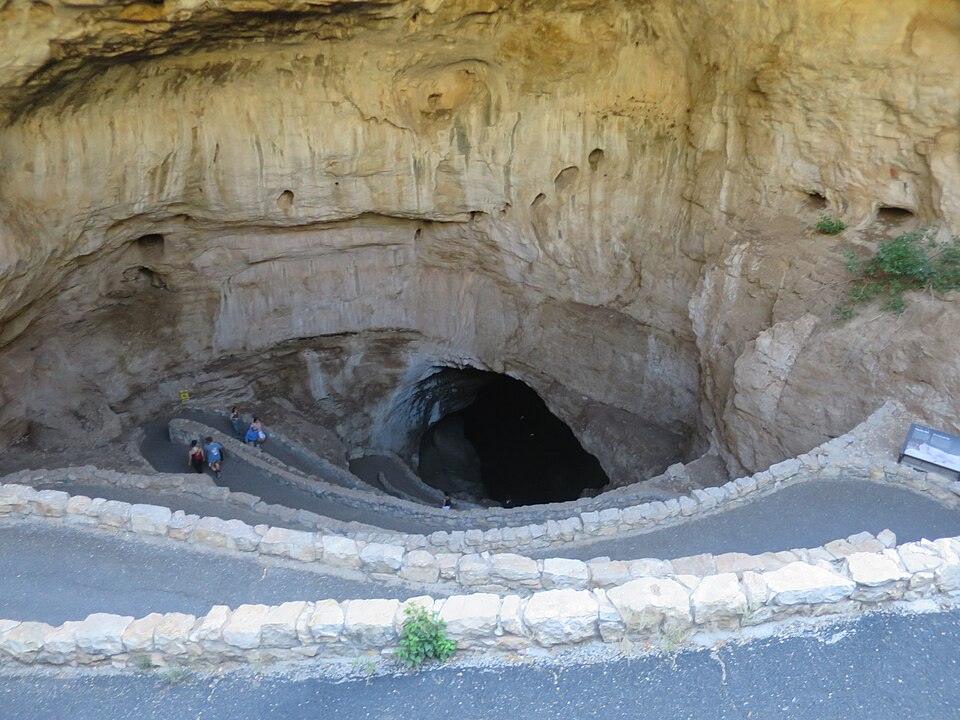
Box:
0 0 957 484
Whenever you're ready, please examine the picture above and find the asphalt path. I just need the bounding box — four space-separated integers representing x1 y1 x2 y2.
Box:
2 610 958 719
0 524 422 626
528 479 960 561
140 420 436 534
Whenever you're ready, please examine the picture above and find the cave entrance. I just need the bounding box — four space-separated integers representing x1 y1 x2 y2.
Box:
417 369 609 506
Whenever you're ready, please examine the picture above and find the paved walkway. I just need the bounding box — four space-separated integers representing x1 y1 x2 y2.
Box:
0 524 423 626
140 420 437 534
528 480 960 560
3 610 958 719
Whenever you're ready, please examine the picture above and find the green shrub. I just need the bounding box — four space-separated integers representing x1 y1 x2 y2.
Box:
815 214 847 234
835 228 960 318
396 605 456 670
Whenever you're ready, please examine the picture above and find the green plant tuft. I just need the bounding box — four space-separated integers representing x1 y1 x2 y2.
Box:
836 228 960 319
396 605 456 671
815 214 847 234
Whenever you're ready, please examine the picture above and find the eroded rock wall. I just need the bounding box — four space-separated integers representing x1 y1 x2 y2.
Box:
0 0 957 479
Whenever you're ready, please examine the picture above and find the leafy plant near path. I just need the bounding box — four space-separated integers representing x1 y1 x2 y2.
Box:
396 605 456 670
834 227 960 318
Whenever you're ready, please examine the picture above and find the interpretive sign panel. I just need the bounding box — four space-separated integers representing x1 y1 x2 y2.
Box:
899 423 960 477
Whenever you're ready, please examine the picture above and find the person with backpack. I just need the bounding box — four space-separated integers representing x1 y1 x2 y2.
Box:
203 436 224 478
187 440 205 474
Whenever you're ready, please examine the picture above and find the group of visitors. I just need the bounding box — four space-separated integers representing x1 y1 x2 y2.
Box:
186 407 268 478
230 406 267 447
187 437 224 478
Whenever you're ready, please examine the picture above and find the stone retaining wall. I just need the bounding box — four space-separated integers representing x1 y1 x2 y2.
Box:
2 530 958 669
2 456 959 597
2 465 322 532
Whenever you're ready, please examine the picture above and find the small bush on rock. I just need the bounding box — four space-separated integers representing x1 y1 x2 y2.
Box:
835 228 960 318
396 605 456 670
815 214 847 234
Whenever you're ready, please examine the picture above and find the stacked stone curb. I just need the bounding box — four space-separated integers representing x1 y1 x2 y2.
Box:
2 465 321 532
2 531 959 669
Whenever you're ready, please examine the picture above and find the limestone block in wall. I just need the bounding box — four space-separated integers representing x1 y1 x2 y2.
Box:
898 543 944 573
457 554 490 587
0 621 52 660
399 550 440 584
846 553 906 589
122 613 164 653
438 594 500 641
690 574 746 628
762 563 855 606
154 613 196 655
97 500 132 529
360 543 404 574
262 602 311 648
594 589 625 642
0 484 34 513
307 600 344 643
259 528 316 562
936 560 960 595
31 489 69 517
194 606 231 646
672 553 717 576
499 596 524 636
587 561 631 589
168 511 200 540
75 613 133 655
628 559 674 579
343 599 399 646
522 590 598 647
191 517 259 551
41 621 81 663
320 535 361 569
597 508 622 535
436 553 459 581
490 553 540 587
129 504 172 536
223 605 271 649
580 511 601 534
714 553 759 575
606 578 692 635
541 558 590 590
64 496 97 526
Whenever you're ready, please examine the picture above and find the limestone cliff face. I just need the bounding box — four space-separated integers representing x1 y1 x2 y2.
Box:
0 0 957 480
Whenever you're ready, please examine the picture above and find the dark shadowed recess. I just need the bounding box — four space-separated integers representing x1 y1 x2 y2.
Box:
418 370 608 506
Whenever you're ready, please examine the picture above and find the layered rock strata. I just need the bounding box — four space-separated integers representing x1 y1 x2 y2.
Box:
0 0 957 484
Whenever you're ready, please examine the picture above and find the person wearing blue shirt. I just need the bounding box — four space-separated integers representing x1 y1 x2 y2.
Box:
202 436 224 478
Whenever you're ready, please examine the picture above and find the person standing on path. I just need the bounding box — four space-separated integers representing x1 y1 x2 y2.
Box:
249 416 266 448
203 436 224 478
187 440 205 474
230 407 244 439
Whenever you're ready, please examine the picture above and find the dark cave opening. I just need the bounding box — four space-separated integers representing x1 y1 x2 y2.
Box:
417 370 609 507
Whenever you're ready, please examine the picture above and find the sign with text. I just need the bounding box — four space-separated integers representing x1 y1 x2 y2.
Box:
899 423 960 475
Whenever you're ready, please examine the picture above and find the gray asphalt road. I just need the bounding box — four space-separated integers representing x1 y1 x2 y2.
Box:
2 610 957 719
0 524 422 625
529 479 960 560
